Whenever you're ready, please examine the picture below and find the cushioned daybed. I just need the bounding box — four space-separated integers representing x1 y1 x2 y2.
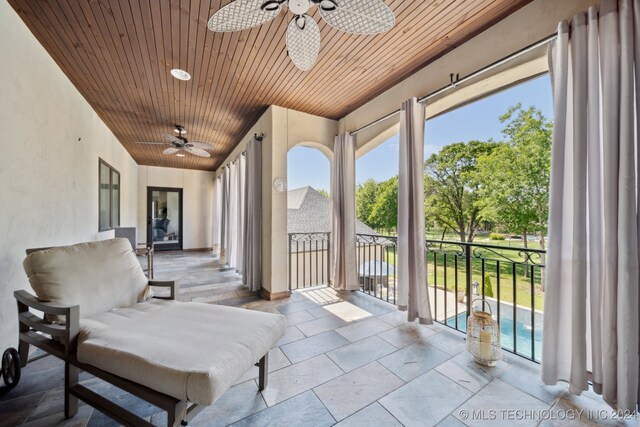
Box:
15 238 286 426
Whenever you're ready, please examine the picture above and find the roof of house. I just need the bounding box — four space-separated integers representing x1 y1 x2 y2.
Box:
287 187 377 235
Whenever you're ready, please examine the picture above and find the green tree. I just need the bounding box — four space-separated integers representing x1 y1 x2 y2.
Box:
424 141 498 242
356 179 379 229
484 273 494 298
368 177 398 231
316 188 330 199
477 104 552 249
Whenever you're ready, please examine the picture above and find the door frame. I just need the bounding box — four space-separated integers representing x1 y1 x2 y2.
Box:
147 187 184 251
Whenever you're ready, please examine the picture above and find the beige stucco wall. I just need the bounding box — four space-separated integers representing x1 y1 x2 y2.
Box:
214 106 337 295
341 0 600 154
286 109 338 159
0 1 139 352
137 166 215 250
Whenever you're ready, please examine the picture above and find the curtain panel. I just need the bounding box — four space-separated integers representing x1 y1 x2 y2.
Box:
542 0 639 411
237 153 246 271
243 139 262 292
215 139 261 290
330 133 358 291
228 160 239 269
226 154 247 272
220 166 230 264
397 98 432 324
214 175 222 256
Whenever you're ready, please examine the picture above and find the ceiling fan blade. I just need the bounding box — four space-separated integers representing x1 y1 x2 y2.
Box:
188 141 214 150
319 0 395 35
208 0 281 32
185 147 212 158
163 147 181 155
286 15 320 72
133 141 167 145
163 133 184 146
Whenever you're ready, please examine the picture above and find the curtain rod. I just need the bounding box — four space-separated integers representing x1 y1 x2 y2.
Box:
349 32 558 136
219 133 264 170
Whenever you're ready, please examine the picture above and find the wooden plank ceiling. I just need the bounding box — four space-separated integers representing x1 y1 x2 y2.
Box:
8 0 532 171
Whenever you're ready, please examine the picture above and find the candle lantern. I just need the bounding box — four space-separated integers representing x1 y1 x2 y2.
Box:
466 299 501 366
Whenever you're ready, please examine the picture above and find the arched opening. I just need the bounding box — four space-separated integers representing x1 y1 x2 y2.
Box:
287 145 331 290
287 145 331 194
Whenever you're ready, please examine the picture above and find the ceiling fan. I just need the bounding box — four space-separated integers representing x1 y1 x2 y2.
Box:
208 0 395 71
134 126 213 158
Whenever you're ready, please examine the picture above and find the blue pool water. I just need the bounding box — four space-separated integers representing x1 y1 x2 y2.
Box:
446 312 542 361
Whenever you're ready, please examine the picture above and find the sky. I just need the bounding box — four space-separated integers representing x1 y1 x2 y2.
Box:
287 74 553 192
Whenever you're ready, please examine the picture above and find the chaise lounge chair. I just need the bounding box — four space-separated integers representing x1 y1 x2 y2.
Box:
14 238 286 426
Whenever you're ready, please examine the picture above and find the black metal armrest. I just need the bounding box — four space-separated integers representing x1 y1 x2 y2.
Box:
148 280 177 300
14 290 80 360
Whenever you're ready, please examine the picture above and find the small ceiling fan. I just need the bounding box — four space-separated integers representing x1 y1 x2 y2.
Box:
134 126 213 158
208 0 395 71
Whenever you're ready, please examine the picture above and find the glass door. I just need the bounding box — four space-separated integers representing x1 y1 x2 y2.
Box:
147 187 183 251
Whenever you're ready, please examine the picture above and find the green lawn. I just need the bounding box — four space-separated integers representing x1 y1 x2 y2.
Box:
426 252 546 311
366 235 546 312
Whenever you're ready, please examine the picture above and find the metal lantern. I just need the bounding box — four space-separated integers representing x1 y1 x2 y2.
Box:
466 299 502 366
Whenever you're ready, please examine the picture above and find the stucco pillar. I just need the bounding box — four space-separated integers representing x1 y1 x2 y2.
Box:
260 107 290 299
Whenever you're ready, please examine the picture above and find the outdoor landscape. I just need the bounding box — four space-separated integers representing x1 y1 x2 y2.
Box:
356 103 551 249
288 77 553 359
355 103 551 359
356 103 550 298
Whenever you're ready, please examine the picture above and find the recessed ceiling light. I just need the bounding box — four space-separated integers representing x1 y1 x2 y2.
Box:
176 153 186 157
170 69 191 81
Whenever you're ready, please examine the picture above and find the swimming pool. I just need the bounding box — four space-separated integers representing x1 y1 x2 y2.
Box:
446 312 542 361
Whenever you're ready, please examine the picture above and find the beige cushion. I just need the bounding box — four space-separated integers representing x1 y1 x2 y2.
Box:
77 299 287 405
23 239 150 319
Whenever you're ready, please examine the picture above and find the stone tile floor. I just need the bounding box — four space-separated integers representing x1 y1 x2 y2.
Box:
1 252 637 427
150 251 258 306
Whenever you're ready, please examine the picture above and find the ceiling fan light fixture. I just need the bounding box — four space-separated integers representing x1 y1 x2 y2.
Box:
261 0 282 12
287 15 320 71
208 0 396 70
319 0 337 11
288 0 311 15
295 15 306 30
135 126 214 158
170 68 191 81
319 0 395 34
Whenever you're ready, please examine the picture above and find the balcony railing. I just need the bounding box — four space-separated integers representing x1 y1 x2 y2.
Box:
288 232 546 362
288 232 331 290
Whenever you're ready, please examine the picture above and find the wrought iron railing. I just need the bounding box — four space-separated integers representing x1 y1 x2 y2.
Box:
359 235 546 362
288 232 331 290
288 232 546 362
356 234 398 303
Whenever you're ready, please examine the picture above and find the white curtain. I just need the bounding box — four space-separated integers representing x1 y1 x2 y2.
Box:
243 139 262 291
214 175 223 256
397 98 432 324
227 154 246 272
220 166 230 264
330 133 358 291
228 160 239 268
542 0 639 412
236 153 246 272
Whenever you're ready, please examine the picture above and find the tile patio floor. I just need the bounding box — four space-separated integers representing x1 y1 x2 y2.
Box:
0 252 635 427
